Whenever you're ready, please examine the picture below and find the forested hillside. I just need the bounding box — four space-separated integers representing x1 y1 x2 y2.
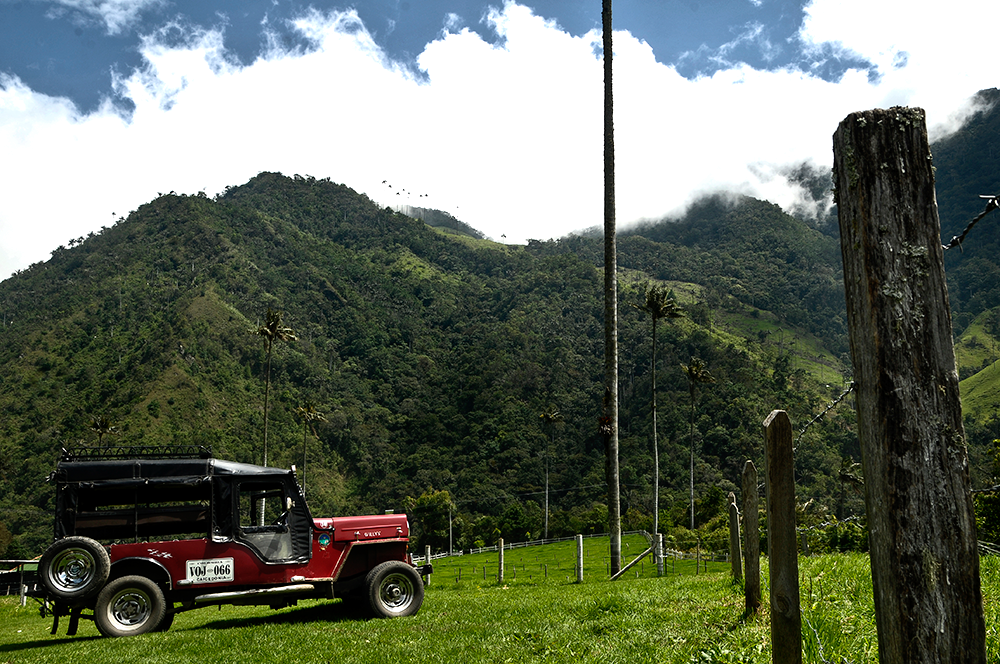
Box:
933 89 1000 432
0 171 860 558
3 90 1000 559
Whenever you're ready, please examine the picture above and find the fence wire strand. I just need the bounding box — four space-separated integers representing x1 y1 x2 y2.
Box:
942 194 1000 251
794 382 855 451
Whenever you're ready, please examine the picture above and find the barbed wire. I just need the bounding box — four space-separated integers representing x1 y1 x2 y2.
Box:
942 194 1000 251
979 540 1000 556
449 480 653 509
802 614 835 664
793 382 855 451
795 514 864 534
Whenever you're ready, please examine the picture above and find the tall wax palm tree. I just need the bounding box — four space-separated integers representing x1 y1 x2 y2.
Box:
254 308 297 468
634 285 683 573
601 0 621 576
294 402 327 499
682 356 714 530
539 408 563 539
254 308 296 524
89 416 119 446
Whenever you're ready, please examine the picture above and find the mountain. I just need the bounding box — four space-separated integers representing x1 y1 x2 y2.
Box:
398 206 486 240
6 90 1000 558
931 89 1000 423
0 171 862 557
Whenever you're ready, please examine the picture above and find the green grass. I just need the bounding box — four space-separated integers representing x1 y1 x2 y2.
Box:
960 359 1000 419
3 542 999 663
436 533 730 583
954 308 1000 420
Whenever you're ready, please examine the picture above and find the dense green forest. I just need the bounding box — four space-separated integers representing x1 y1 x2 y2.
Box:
2 90 1000 559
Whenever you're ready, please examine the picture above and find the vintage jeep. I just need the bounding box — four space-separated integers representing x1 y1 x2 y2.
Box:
31 446 430 637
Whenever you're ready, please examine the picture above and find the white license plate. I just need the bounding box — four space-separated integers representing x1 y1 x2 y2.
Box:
186 557 235 584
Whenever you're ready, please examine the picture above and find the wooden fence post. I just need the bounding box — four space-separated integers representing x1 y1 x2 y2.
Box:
498 538 504 583
728 492 742 583
656 530 664 578
763 410 801 664
657 533 664 578
833 107 985 663
424 545 431 586
576 534 584 583
742 459 761 614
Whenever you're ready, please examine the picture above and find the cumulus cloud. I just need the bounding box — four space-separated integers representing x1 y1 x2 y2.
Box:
0 0 996 278
799 0 996 136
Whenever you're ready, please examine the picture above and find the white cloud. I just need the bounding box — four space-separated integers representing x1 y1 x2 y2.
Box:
44 0 165 34
0 1 997 279
443 13 464 33
799 0 996 137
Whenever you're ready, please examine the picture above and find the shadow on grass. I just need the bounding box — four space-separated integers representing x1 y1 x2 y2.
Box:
0 600 365 651
195 599 367 631
0 634 103 653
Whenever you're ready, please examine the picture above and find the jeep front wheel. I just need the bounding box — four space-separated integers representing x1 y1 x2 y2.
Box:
364 561 424 618
38 536 111 601
94 575 166 637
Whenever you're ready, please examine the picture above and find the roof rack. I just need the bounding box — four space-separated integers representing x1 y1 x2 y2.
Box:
61 445 213 461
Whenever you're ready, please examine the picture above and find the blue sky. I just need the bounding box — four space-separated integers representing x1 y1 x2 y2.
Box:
0 0 995 278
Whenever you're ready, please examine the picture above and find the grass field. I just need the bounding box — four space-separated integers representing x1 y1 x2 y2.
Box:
2 535 998 663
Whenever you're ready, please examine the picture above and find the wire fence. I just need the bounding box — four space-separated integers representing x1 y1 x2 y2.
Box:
793 381 855 451
942 194 1000 251
416 531 734 584
417 530 735 561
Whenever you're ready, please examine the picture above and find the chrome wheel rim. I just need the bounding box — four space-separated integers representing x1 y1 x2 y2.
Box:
379 572 414 612
47 548 97 593
109 588 153 629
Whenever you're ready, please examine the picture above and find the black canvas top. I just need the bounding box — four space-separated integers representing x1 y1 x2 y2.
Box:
54 457 292 485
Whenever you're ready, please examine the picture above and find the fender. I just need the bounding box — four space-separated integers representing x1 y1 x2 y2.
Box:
329 538 410 582
110 556 173 589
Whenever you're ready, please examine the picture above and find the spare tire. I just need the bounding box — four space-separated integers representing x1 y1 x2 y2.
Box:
39 536 111 601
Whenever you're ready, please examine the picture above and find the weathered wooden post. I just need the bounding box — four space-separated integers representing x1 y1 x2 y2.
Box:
728 492 742 583
763 410 801 664
655 531 664 578
576 534 584 583
742 459 761 614
833 107 986 663
424 545 432 586
498 538 504 583
657 533 664 578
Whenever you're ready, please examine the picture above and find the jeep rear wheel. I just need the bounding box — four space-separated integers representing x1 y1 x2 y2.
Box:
38 536 111 601
154 610 175 632
94 575 166 637
364 561 424 618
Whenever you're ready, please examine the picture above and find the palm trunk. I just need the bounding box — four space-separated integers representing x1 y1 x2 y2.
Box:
259 339 273 526
544 458 549 539
263 344 272 467
652 317 662 575
601 0 621 577
302 422 308 498
689 387 695 531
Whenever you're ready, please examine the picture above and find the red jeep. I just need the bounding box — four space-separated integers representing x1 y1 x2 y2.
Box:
31 446 430 637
